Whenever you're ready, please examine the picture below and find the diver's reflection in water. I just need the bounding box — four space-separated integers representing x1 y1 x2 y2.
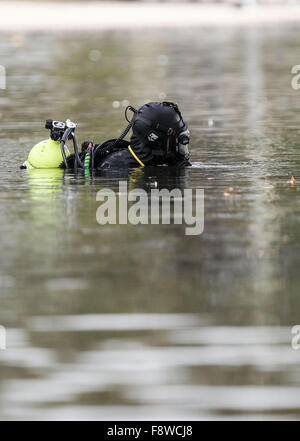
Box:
26 168 73 229
84 166 191 192
27 168 65 197
26 166 191 229
27 166 190 192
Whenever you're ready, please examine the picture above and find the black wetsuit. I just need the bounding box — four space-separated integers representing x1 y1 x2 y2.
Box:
97 148 142 169
63 137 190 170
96 137 190 169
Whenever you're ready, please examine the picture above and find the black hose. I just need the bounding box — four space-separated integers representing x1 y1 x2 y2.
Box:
71 132 84 168
60 140 69 169
61 127 72 144
83 106 137 168
93 139 116 157
60 127 72 169
91 145 94 170
110 122 132 149
109 106 137 150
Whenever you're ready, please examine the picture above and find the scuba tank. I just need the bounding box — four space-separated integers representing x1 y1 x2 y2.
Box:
26 138 69 169
22 119 82 169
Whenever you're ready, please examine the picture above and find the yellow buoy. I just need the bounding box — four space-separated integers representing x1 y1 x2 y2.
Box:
27 138 70 169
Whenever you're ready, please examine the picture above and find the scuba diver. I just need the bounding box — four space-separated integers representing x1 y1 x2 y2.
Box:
21 101 191 170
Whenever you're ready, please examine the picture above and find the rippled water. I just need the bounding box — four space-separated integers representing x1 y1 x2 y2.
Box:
1 26 300 420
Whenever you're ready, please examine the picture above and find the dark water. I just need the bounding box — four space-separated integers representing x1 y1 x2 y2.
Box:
1 26 300 420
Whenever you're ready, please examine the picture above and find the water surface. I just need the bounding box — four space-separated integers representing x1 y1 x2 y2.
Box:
1 26 300 420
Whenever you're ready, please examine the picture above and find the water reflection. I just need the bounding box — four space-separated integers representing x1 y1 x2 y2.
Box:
1 27 300 419
1 321 299 420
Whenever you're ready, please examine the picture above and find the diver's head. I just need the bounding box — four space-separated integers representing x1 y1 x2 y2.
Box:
130 101 189 160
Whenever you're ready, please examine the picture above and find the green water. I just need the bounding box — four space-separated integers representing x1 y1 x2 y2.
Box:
1 26 300 419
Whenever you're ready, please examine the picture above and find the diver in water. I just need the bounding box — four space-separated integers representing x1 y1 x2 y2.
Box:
21 101 191 170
